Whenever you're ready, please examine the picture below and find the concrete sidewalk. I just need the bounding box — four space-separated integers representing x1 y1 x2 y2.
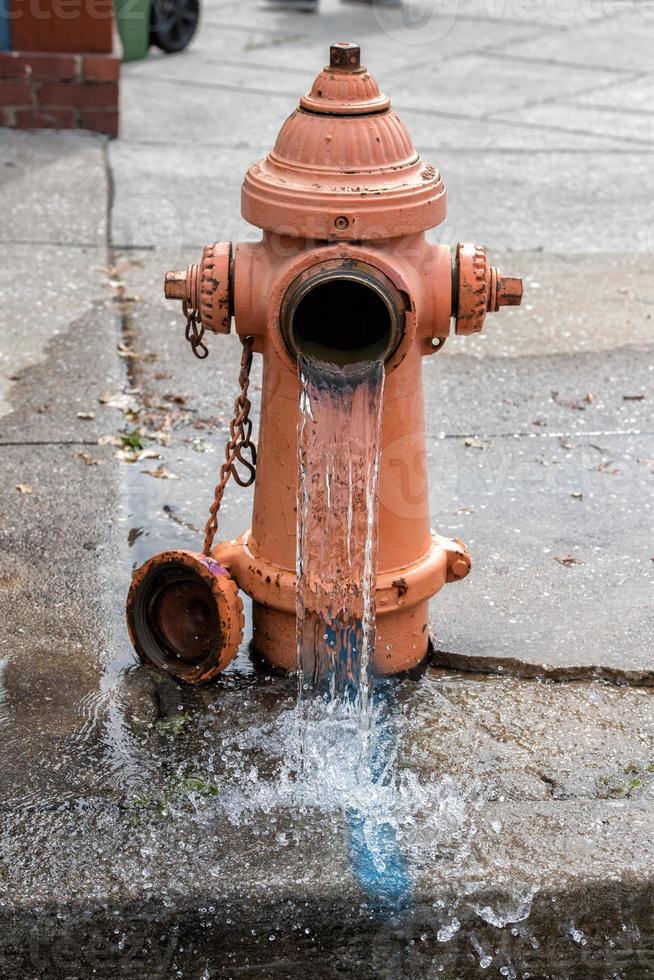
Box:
1 0 653 976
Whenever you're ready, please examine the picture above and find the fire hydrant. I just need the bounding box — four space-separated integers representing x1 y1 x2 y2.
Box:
126 42 522 684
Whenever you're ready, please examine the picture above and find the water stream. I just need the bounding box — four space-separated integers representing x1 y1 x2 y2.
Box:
296 355 384 711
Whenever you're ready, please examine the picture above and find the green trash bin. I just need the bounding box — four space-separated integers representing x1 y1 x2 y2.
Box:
115 0 200 62
114 0 150 63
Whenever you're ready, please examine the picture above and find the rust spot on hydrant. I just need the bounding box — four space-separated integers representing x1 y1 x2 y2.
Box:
126 42 521 683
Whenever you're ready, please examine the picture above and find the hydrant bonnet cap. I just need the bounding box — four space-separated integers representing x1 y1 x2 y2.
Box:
241 42 447 241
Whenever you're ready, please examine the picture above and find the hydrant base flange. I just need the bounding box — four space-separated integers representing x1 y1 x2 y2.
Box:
213 531 470 675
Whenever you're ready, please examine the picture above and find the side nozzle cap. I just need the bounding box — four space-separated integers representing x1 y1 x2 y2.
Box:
126 550 244 684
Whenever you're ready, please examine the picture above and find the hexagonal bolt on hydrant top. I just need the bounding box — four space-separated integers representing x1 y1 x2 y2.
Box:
126 42 523 683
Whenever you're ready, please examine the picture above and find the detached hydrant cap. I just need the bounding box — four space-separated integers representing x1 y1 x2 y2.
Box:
241 41 446 241
126 551 244 684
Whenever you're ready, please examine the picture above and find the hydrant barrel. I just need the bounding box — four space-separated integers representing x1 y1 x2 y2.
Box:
131 41 525 683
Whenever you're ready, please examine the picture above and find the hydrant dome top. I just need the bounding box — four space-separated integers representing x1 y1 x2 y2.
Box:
240 42 447 241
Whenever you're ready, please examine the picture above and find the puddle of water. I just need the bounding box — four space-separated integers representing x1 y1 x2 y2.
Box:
2 362 650 976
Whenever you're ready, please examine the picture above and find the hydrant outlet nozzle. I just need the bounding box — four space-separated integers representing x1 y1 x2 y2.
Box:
163 242 233 336
453 243 523 335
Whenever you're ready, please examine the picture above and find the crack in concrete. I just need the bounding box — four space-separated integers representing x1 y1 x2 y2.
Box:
431 648 654 688
0 239 101 249
431 426 653 441
486 69 646 117
0 440 102 447
476 49 648 76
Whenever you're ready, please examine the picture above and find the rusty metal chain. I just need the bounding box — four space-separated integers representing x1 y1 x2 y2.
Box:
203 335 257 556
183 299 209 360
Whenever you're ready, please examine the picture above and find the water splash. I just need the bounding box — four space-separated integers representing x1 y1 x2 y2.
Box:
290 354 471 906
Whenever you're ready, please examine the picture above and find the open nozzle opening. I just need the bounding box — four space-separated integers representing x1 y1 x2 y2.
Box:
126 552 243 683
281 262 404 367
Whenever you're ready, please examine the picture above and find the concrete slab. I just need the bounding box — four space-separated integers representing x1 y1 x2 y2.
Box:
428 426 654 681
1 659 654 976
0 244 107 419
572 72 654 113
390 52 618 119
442 251 654 359
432 148 653 252
0 131 107 247
493 100 654 146
497 6 654 73
0 280 128 445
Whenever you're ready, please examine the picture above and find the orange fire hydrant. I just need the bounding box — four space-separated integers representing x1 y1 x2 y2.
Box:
126 42 522 684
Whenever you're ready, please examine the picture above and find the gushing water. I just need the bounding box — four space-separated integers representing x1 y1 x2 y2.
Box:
284 353 474 904
296 355 384 717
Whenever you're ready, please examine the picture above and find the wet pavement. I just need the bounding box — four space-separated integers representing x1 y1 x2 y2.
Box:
1 0 654 976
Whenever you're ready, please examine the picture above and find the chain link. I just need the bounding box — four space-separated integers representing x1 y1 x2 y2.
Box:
203 335 257 555
183 299 209 360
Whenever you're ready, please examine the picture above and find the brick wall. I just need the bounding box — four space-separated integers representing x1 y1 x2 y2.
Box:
11 0 114 53
0 46 120 137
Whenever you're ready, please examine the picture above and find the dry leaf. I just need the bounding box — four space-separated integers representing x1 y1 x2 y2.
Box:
76 411 95 420
114 448 161 464
464 436 494 450
98 434 123 446
554 555 584 567
143 465 179 480
638 458 654 467
78 451 104 466
114 449 138 463
559 437 574 450
597 462 622 476
149 427 172 447
532 419 547 427
99 391 137 413
16 483 32 494
117 343 140 359
552 391 589 411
